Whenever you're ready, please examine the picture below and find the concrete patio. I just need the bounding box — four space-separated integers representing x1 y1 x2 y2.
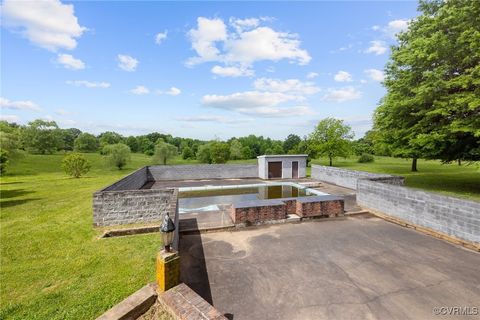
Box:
179 214 480 320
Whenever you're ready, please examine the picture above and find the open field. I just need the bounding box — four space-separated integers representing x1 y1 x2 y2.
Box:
311 156 480 201
1 153 478 319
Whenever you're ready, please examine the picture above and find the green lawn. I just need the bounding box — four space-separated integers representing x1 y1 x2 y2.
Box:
1 153 478 319
311 156 480 201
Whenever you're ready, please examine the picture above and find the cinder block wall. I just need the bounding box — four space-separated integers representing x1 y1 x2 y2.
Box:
312 164 479 245
101 166 149 191
311 165 404 189
357 179 480 244
93 188 177 226
147 164 258 180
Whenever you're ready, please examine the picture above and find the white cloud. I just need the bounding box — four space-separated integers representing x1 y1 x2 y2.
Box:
66 80 110 88
0 114 20 123
306 72 318 79
187 17 228 65
364 69 385 82
235 105 314 118
334 71 353 82
371 25 381 31
157 87 181 96
117 54 138 72
253 78 320 95
1 0 86 51
186 17 311 69
155 31 168 45
130 86 150 95
0 97 41 111
202 91 300 110
56 54 85 70
177 115 252 124
322 87 362 102
55 108 70 116
365 40 387 55
384 19 410 38
211 65 254 77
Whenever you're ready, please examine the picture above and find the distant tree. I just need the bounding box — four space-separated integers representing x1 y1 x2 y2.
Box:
374 0 480 171
21 120 63 154
103 143 131 169
137 136 155 155
152 140 178 165
98 131 124 147
210 141 230 164
197 144 212 164
229 139 243 160
62 153 91 178
265 141 284 155
0 150 8 175
126 136 140 153
182 146 195 160
74 133 99 152
283 134 301 153
309 118 354 166
61 128 82 151
0 121 22 163
241 146 254 159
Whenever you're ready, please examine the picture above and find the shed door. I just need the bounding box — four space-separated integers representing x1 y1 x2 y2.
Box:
292 161 299 179
268 161 282 179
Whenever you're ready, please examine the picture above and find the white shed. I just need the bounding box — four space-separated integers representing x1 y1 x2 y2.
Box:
257 154 308 179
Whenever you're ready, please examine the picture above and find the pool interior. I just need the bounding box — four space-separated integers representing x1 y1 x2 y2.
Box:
178 183 327 213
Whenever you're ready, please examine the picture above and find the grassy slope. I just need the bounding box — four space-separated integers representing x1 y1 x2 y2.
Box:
311 156 480 201
1 153 478 319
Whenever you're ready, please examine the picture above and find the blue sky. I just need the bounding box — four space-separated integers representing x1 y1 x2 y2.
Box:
1 0 419 140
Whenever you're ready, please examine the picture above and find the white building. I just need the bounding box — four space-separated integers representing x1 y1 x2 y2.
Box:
257 155 308 179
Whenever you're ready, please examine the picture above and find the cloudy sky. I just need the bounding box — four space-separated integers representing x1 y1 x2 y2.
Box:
1 0 418 140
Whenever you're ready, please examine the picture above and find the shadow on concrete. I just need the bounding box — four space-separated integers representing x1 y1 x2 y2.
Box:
179 218 213 305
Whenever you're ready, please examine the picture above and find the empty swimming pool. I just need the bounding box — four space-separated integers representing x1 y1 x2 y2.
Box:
178 183 327 213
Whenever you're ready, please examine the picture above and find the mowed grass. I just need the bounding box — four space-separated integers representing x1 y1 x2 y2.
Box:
1 153 478 319
311 156 480 201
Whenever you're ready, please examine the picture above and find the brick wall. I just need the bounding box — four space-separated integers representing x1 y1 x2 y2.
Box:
93 188 177 226
311 165 404 189
230 200 287 224
101 166 149 191
147 164 258 180
357 179 480 244
296 196 344 218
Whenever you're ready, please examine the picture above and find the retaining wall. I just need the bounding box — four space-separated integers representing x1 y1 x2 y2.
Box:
357 179 480 244
101 166 149 191
93 188 177 226
312 165 479 245
148 164 258 180
311 165 404 189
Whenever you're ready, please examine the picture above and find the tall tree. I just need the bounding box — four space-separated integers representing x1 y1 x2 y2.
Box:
21 120 63 154
152 139 178 165
283 134 301 154
229 139 243 160
74 133 99 152
102 143 131 169
309 118 353 166
374 0 480 171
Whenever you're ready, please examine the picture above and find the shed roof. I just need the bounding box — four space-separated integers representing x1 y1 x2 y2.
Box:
257 154 308 159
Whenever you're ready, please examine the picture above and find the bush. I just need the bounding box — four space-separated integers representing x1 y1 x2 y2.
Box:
103 143 131 169
358 153 375 163
62 153 91 178
0 149 9 175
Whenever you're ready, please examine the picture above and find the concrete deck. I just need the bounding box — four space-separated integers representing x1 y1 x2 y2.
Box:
179 215 480 320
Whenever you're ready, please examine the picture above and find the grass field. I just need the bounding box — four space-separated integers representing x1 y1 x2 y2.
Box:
1 153 478 319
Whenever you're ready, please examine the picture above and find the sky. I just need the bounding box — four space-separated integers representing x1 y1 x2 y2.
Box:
1 0 420 140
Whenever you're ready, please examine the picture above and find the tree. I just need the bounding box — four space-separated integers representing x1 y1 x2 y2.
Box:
374 0 480 171
265 142 284 155
62 153 91 178
0 150 8 175
0 121 22 166
241 146 255 159
21 120 63 154
103 143 131 169
197 143 212 164
98 131 124 147
152 140 178 165
126 136 140 153
74 133 99 152
283 134 301 153
309 118 353 166
182 146 195 160
137 136 155 155
210 141 230 164
61 128 82 151
229 139 243 160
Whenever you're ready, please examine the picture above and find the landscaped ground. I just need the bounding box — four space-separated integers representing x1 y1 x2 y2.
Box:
1 153 478 319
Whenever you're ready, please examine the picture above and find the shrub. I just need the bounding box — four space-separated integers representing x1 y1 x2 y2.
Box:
0 149 9 175
62 153 91 178
358 153 375 163
103 143 131 169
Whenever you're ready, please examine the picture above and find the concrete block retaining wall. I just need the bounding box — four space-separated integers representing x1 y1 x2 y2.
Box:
93 188 177 226
312 165 479 245
148 164 258 180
